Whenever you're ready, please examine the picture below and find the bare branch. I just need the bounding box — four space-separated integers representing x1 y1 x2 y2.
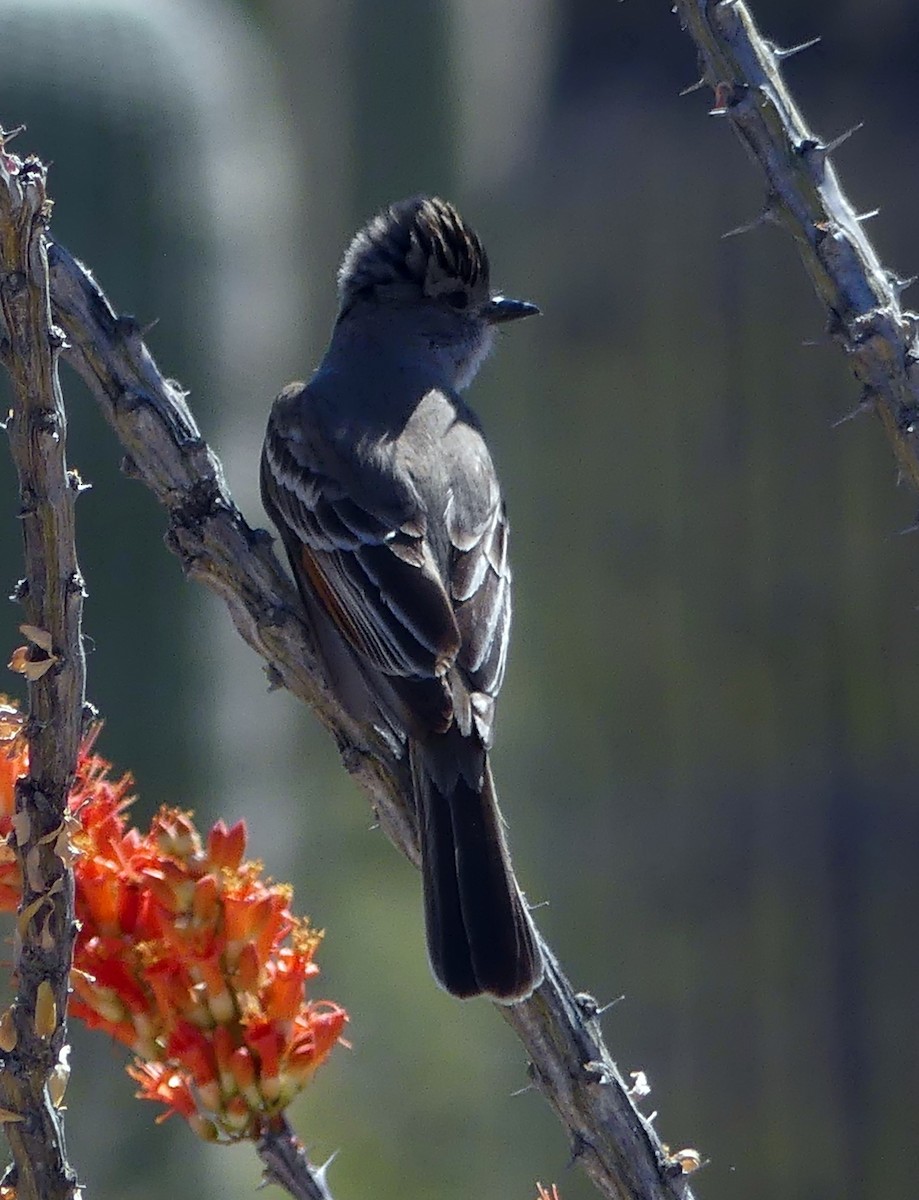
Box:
672 0 919 491
39 220 695 1199
0 145 83 1200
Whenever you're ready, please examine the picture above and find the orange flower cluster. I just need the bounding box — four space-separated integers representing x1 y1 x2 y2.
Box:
0 702 347 1141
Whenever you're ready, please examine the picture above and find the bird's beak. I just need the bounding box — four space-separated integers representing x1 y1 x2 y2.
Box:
484 296 541 324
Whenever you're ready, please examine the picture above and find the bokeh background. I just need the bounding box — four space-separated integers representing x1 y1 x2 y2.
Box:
1 1 918 1198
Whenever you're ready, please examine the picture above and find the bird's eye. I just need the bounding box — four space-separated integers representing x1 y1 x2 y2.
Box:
444 289 469 310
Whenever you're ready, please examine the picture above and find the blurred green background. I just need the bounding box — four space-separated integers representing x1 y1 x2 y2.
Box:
1 1 919 1198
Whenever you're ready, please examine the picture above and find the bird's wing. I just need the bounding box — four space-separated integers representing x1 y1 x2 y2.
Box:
446 481 512 747
262 395 461 683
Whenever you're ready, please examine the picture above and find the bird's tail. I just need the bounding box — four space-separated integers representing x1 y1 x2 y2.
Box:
412 735 543 1002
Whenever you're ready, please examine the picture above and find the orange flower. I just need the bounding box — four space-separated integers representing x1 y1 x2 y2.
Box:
207 819 246 871
0 697 347 1141
127 1062 219 1141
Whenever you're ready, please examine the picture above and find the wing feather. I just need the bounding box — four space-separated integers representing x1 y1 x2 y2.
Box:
262 384 512 746
262 421 460 680
450 499 512 741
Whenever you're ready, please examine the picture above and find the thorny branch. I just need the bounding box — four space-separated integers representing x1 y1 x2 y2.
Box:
41 219 693 1198
257 1117 336 1200
0 147 83 1199
672 0 919 493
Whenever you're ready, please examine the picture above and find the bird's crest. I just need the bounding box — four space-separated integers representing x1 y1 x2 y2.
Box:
338 196 491 313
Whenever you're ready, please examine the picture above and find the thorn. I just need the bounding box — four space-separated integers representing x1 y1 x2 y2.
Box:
627 1070 651 1101
898 516 919 536
314 1151 338 1197
575 992 600 1018
164 377 190 400
140 316 160 338
679 77 706 97
773 36 821 61
583 1060 613 1084
796 136 821 157
81 701 100 733
68 469 91 494
596 994 626 1016
510 1081 536 1098
831 398 874 428
722 210 769 239
856 208 880 223
889 272 917 297
264 662 284 692
822 122 863 154
68 571 88 598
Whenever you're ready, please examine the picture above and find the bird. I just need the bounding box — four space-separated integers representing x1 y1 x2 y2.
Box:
260 196 543 1001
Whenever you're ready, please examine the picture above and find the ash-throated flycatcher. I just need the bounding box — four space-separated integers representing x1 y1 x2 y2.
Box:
261 196 542 1000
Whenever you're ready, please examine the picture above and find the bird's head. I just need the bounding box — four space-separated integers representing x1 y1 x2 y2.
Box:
336 196 538 388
